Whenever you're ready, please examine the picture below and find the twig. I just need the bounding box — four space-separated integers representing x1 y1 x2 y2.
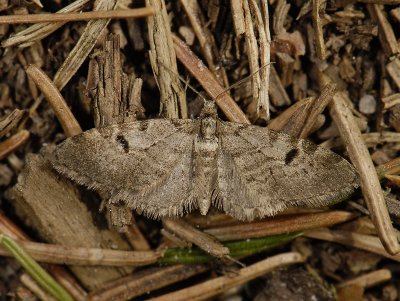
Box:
0 8 154 24
146 0 187 119
305 228 400 261
172 34 250 124
147 252 304 301
87 265 208 301
322 74 400 255
0 130 30 160
163 218 229 258
205 211 356 241
26 65 82 137
0 240 160 266
336 269 392 289
312 0 327 60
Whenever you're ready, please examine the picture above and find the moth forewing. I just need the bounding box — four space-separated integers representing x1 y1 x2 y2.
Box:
49 103 359 224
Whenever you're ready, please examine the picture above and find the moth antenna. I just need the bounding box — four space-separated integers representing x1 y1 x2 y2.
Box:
214 63 273 102
158 62 209 105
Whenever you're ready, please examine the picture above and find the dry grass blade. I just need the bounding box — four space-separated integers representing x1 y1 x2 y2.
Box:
147 252 304 301
305 228 400 262
2 0 92 48
336 269 392 289
52 0 118 91
26 65 82 137
0 130 30 160
0 109 25 138
324 74 400 255
205 211 356 241
0 8 154 24
312 0 327 60
87 265 208 301
0 240 160 266
172 34 250 124
163 218 229 258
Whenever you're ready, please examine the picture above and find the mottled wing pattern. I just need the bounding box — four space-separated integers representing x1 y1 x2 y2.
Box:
216 121 359 220
50 119 199 218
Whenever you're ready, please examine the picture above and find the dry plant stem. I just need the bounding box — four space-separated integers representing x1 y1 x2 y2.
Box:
20 274 57 301
2 0 92 48
53 0 119 91
305 228 400 262
205 211 356 241
87 265 208 301
180 0 229 87
0 109 25 138
0 240 160 266
312 0 327 60
299 83 335 138
163 218 229 258
0 214 87 301
230 0 245 36
248 0 270 120
336 269 392 289
146 0 187 119
26 65 82 137
148 252 304 301
242 0 261 119
259 0 271 119
367 4 399 57
0 130 30 160
0 8 154 24
328 86 400 255
172 35 250 124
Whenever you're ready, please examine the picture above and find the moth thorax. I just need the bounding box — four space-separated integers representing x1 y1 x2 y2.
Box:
200 117 217 140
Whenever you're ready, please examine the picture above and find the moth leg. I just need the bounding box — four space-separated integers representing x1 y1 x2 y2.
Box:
104 199 133 232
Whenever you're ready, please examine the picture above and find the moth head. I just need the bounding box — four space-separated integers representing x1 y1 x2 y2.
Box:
200 101 217 118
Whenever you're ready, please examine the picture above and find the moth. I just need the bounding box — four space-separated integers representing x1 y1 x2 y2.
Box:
49 101 359 225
